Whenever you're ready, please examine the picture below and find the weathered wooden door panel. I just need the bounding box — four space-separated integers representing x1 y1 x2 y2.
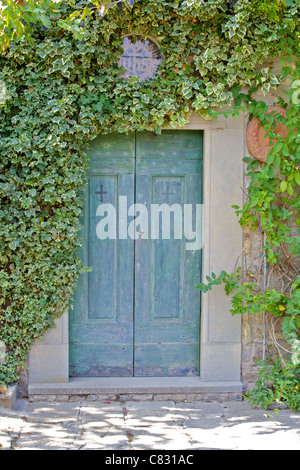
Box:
136 130 203 160
70 130 202 377
134 131 202 376
134 343 200 377
69 133 135 377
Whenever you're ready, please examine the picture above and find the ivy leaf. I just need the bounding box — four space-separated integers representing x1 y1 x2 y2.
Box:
273 154 281 168
267 153 275 165
280 180 287 192
39 14 51 28
272 142 283 153
287 184 294 196
231 84 240 99
261 83 271 95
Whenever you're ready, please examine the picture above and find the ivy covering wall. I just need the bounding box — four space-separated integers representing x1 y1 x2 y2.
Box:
0 0 299 406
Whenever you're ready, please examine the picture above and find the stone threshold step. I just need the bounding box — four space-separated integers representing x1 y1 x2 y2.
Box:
28 378 243 402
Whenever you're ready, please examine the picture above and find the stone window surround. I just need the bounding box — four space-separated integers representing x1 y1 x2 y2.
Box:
28 112 245 394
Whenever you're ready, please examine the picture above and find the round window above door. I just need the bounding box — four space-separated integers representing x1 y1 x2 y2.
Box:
118 36 163 81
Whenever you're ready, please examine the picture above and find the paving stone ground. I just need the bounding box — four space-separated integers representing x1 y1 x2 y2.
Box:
0 399 299 451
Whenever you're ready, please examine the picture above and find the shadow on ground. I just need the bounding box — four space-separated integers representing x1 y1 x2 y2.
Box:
0 399 299 450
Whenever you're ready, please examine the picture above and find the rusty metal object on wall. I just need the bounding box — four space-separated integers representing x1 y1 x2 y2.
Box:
246 106 288 164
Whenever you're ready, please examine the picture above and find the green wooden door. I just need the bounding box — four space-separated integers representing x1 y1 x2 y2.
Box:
69 133 135 377
69 130 202 377
134 131 202 376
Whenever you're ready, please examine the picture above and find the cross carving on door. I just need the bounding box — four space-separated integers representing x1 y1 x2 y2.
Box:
162 185 174 202
96 184 107 202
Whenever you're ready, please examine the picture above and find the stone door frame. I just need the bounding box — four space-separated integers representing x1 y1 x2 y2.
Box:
28 112 244 390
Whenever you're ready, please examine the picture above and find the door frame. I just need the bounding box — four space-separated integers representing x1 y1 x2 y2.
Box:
28 112 244 386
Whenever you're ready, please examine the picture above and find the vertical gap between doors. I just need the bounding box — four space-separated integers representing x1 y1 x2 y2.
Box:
132 131 137 376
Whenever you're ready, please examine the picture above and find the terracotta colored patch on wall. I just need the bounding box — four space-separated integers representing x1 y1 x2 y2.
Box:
246 106 288 164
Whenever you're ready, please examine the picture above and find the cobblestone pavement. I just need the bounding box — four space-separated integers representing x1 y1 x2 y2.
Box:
0 399 299 451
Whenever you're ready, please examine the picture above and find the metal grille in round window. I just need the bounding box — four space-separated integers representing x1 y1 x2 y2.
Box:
118 36 163 81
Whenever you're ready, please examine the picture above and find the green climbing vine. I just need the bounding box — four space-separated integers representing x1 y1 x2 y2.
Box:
0 0 299 408
198 59 300 410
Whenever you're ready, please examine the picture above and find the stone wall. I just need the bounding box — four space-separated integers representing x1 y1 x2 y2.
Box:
240 61 296 390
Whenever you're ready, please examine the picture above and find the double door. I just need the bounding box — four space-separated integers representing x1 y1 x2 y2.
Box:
69 130 203 377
